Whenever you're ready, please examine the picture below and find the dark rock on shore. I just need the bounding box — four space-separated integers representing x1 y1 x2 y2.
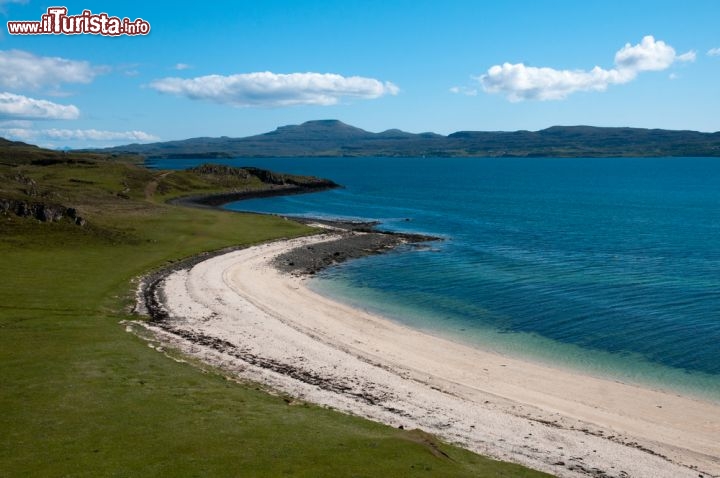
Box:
273 220 440 276
163 167 439 277
291 217 381 232
172 184 333 208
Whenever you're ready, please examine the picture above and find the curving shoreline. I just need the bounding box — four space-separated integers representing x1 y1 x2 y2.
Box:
134 234 720 478
168 183 337 208
131 187 720 477
166 184 441 275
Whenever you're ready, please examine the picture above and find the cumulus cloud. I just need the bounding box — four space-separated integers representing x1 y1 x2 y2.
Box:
0 50 97 91
0 92 80 119
614 36 679 71
480 64 630 101
707 47 720 57
480 36 695 101
149 71 399 107
174 63 191 70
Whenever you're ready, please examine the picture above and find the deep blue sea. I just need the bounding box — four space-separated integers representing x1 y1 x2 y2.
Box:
151 157 720 401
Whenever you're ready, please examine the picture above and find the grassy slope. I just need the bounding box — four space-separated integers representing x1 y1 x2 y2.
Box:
0 156 549 477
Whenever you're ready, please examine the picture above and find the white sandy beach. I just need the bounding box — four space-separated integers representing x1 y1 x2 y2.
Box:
138 234 720 478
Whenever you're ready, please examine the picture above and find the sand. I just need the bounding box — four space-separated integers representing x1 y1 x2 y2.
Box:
137 234 720 478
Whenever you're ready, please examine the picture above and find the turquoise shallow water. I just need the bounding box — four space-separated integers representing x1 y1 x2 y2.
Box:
151 157 720 401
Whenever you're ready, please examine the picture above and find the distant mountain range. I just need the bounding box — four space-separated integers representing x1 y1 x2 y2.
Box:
90 120 720 158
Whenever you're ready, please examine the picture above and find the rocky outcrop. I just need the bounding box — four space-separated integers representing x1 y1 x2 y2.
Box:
188 164 252 179
0 198 86 225
11 173 39 197
188 164 339 188
272 220 439 276
174 164 340 208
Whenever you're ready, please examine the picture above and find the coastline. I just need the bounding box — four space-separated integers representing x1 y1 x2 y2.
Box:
168 182 338 209
135 234 720 477
130 186 720 477
164 185 441 275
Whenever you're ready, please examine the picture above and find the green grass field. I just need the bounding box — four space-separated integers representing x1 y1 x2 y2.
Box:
0 155 550 477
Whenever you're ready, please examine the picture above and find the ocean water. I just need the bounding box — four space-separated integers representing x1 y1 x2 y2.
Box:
151 157 720 401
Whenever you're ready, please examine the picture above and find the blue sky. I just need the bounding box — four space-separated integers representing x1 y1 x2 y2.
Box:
1 0 719 148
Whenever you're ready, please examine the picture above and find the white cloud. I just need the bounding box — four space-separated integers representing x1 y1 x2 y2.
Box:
115 63 141 78
449 86 478 96
0 119 32 128
0 92 80 119
0 127 158 146
149 71 399 107
0 50 97 91
481 64 628 101
0 127 34 140
614 36 678 71
676 50 696 63
480 36 696 101
174 63 191 70
707 47 720 57
42 129 159 142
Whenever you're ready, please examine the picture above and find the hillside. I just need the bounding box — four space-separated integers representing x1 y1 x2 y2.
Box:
0 137 127 166
90 120 720 158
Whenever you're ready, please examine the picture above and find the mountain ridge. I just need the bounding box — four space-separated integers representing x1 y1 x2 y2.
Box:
83 120 720 158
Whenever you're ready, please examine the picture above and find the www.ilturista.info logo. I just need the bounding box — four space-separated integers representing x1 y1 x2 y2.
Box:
7 7 150 36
